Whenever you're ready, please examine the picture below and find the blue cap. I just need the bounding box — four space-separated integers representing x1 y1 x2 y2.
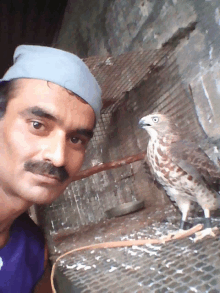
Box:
0 45 102 122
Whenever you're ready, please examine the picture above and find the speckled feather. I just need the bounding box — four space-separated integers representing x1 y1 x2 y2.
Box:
140 113 220 217
170 140 220 191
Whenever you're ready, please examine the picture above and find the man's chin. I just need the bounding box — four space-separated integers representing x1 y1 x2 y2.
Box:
19 186 65 205
34 197 58 205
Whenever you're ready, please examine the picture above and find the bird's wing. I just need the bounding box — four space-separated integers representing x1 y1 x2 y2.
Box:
170 140 220 188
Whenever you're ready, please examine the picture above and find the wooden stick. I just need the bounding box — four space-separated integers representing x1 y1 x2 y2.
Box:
72 152 146 181
51 223 203 292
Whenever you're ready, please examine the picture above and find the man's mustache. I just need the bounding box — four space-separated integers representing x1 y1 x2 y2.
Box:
24 161 69 183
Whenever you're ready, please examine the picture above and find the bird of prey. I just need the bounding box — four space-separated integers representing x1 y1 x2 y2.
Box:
139 112 220 240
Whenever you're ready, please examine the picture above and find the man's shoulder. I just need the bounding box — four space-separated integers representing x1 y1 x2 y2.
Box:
0 213 46 292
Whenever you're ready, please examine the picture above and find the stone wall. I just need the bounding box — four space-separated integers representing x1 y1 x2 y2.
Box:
55 0 220 142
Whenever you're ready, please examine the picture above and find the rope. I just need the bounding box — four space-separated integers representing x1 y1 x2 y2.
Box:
51 223 203 292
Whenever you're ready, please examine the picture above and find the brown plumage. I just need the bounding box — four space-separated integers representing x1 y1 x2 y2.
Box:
139 113 220 237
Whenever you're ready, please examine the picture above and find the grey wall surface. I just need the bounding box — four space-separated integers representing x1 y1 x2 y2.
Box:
56 0 220 142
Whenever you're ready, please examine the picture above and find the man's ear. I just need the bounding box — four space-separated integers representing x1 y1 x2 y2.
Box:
0 94 7 119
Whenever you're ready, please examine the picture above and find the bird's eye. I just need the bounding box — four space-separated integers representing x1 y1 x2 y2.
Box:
152 117 159 123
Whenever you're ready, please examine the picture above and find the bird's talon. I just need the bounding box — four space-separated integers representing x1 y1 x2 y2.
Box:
193 227 219 242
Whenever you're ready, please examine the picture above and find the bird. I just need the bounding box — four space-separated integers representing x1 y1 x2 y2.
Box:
139 112 220 240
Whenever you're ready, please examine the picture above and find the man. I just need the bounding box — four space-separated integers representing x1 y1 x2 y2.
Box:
0 45 102 292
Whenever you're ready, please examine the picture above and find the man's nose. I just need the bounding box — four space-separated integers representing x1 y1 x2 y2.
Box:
42 134 66 167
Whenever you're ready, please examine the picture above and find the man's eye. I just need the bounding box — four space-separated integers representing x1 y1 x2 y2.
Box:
32 121 44 130
70 137 81 144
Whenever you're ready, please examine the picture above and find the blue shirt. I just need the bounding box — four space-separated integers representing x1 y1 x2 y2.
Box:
0 213 45 293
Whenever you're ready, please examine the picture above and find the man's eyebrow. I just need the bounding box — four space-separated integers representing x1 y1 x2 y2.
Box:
76 129 94 139
19 106 94 139
19 106 57 121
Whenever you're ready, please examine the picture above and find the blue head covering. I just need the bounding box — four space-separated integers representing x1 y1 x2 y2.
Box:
0 45 102 122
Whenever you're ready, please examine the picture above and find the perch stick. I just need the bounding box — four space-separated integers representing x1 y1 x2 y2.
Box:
51 223 203 293
72 152 146 181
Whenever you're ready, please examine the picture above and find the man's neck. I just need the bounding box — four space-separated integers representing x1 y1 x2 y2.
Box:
0 188 32 248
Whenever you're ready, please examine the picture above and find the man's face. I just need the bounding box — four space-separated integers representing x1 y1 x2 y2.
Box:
0 79 96 204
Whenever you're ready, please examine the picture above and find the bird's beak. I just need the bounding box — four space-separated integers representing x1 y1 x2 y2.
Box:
139 117 151 128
